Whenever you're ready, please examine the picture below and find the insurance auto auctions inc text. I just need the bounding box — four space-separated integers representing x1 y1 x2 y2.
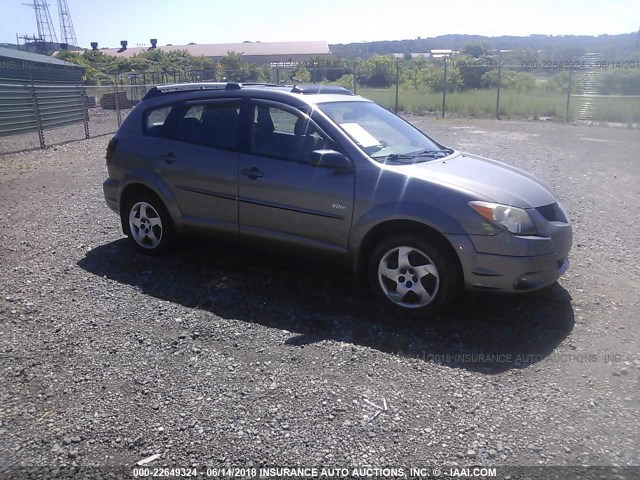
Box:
206 466 497 478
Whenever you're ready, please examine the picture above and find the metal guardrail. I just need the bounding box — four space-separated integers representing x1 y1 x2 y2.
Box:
0 80 88 148
0 83 39 137
0 79 144 153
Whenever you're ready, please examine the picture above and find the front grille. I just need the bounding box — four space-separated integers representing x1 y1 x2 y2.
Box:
536 203 567 222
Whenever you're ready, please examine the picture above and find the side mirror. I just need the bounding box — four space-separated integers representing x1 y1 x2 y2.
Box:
309 149 353 171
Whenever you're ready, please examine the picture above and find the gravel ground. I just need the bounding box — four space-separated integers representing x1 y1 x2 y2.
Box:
0 114 639 478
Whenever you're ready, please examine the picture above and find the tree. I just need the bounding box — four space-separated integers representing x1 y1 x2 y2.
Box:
217 51 261 82
456 54 492 89
291 64 311 83
461 43 485 58
53 48 215 84
333 74 355 90
600 69 640 95
402 59 462 92
357 55 395 87
481 70 536 92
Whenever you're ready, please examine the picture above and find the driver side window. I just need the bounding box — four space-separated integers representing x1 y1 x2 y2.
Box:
250 103 330 163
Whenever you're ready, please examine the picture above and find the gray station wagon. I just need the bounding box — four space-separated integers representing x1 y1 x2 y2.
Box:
103 82 572 316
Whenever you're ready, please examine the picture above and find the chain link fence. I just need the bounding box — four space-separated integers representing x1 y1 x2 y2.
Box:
199 55 639 124
295 56 639 125
2 55 638 155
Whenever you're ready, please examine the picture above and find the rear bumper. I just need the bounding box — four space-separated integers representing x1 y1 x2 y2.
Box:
103 178 120 214
445 232 571 292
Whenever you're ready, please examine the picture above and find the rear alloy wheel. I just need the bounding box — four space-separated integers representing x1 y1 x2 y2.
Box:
369 235 458 317
124 193 174 254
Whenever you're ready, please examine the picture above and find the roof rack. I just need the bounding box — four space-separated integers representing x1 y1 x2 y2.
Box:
227 82 282 89
290 84 353 95
142 81 286 99
143 82 228 99
142 81 353 100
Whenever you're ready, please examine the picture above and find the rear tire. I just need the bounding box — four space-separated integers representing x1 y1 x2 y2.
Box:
123 192 174 255
368 234 458 318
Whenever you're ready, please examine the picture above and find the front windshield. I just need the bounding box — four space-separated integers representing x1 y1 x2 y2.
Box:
318 101 452 164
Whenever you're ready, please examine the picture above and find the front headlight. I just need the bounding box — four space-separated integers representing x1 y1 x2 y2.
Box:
469 201 537 235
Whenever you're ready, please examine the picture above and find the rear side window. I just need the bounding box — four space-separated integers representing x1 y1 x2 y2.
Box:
173 102 240 150
144 106 173 137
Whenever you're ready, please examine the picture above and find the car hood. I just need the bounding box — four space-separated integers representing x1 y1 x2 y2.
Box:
397 151 557 208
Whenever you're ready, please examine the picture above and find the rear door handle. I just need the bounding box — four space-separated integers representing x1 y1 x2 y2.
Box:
241 167 264 180
163 152 178 164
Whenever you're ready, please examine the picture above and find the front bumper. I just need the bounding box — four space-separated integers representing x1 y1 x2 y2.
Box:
445 230 572 292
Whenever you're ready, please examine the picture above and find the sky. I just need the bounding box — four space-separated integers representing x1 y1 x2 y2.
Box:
1 0 639 48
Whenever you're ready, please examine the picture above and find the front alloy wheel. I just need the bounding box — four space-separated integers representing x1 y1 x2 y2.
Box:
377 246 440 309
369 235 458 317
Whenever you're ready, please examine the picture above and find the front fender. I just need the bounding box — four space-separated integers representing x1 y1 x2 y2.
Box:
348 201 467 274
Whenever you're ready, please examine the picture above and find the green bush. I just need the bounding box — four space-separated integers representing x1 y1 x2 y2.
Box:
481 70 537 92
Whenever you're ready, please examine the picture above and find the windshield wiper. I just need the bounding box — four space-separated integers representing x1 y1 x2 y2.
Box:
378 148 453 164
407 148 453 157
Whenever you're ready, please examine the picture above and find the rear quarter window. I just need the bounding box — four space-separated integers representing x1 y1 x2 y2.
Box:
144 106 173 137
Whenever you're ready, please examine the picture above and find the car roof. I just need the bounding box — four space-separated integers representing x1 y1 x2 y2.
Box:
141 82 372 107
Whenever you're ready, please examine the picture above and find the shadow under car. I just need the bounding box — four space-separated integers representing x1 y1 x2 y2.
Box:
77 237 575 375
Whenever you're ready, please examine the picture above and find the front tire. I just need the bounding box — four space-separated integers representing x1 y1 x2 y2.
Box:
123 193 174 255
368 235 458 317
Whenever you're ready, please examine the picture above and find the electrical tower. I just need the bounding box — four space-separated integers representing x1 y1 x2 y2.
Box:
57 0 78 47
23 0 59 46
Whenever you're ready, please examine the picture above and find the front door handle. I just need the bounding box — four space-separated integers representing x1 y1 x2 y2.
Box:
163 152 178 164
241 167 264 180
